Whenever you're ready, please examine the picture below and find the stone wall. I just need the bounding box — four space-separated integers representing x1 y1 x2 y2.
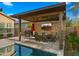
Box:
34 21 60 35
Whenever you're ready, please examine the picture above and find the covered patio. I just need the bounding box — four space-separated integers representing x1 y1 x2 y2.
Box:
11 2 66 50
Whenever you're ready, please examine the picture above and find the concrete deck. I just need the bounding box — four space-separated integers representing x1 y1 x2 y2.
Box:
8 36 64 56
0 39 14 49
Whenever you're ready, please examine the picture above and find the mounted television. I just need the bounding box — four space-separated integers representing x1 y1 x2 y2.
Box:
41 23 52 31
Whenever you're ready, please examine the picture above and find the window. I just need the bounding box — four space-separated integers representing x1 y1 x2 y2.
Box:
0 23 5 28
7 28 12 32
7 23 12 33
7 23 12 28
0 23 5 33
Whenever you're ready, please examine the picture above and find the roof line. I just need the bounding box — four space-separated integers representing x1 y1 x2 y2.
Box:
11 2 65 17
0 13 15 21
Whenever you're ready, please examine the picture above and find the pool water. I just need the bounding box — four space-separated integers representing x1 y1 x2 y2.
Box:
15 44 57 56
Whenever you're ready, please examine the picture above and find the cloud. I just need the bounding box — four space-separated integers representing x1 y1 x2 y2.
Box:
66 2 71 5
2 2 13 6
70 5 75 10
77 15 79 18
7 13 14 16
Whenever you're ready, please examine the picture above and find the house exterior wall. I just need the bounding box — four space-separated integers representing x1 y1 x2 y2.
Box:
0 14 14 35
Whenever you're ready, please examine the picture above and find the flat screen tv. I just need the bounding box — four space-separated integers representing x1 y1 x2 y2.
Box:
41 23 52 31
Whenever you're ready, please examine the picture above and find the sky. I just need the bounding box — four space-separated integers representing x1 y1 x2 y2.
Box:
66 2 79 20
0 2 60 15
0 2 78 20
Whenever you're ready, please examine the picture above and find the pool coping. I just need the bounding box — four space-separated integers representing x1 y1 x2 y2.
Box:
15 43 57 56
14 40 64 56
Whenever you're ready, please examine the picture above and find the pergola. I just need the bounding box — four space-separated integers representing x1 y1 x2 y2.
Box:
11 2 66 49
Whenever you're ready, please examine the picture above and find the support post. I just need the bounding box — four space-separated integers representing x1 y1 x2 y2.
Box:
59 12 64 50
18 17 21 41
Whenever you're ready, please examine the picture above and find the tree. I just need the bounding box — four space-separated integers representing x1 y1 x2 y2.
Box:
66 17 72 27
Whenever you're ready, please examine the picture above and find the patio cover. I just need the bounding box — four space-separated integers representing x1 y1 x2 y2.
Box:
11 2 66 22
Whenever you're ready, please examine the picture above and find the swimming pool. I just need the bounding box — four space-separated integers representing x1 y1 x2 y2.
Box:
15 44 57 56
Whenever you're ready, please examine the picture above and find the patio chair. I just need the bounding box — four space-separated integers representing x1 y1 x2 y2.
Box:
46 34 56 42
50 34 56 42
34 32 42 41
24 30 32 38
46 34 52 42
42 32 47 42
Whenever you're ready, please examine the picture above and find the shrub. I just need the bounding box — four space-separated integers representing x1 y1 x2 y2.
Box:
66 32 79 48
0 33 3 38
7 33 13 37
65 32 79 55
66 32 79 45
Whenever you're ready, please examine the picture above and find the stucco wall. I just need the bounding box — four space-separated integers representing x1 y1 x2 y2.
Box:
0 14 14 34
0 14 14 28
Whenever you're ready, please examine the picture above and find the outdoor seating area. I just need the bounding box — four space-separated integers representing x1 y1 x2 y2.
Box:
34 32 57 42
11 2 66 50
